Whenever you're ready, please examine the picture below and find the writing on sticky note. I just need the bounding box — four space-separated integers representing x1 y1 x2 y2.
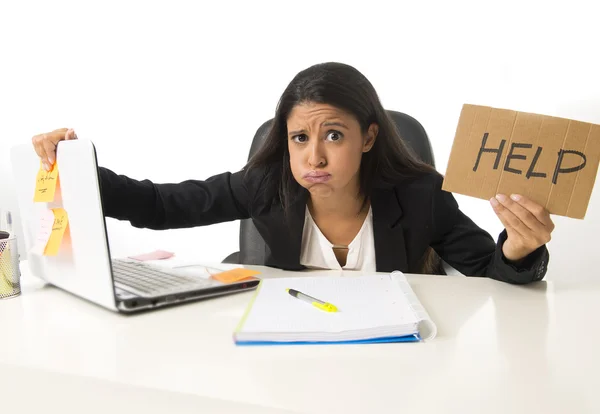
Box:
211 268 260 284
129 250 175 261
31 209 56 255
43 208 69 256
34 161 59 202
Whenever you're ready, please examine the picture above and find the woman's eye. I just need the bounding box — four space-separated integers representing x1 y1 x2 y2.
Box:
292 134 308 143
326 131 343 141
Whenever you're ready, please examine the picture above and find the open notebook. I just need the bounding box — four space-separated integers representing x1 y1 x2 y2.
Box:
234 271 437 345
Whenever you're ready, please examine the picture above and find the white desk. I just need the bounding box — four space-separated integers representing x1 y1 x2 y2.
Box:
1 262 599 414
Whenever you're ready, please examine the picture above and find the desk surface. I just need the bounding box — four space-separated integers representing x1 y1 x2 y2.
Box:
1 262 599 414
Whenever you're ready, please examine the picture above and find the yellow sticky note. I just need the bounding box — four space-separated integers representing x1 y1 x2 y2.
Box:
34 161 59 202
211 268 260 284
44 208 69 256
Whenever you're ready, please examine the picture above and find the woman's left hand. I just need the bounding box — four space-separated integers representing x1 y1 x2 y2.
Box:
490 194 555 262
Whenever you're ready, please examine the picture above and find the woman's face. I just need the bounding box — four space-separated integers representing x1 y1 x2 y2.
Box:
286 102 377 199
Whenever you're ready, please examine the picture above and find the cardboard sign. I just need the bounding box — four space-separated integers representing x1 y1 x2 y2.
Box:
442 104 600 219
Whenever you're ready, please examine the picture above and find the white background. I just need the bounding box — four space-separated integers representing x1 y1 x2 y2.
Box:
1 0 598 281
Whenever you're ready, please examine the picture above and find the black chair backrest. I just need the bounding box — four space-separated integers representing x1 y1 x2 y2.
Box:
223 110 436 265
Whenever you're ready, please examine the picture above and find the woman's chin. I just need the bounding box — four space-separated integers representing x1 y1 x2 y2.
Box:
306 183 335 198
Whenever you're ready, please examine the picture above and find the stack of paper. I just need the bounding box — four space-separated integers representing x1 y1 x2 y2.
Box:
234 272 436 345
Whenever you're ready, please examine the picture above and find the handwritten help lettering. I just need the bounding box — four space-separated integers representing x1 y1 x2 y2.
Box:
472 133 587 184
44 208 69 256
34 162 59 202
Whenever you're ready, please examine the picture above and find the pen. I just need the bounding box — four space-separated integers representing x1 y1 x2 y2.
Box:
6 211 12 237
286 288 338 312
0 210 12 238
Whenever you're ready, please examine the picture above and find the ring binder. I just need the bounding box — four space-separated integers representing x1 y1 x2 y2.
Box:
234 272 437 345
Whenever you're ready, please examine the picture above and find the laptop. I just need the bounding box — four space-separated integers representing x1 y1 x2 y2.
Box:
10 139 259 313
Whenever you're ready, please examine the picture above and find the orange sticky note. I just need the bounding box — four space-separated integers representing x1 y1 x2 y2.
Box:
44 208 69 256
211 268 260 284
34 161 59 202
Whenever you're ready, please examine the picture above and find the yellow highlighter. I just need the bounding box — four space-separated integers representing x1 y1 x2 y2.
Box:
286 288 338 312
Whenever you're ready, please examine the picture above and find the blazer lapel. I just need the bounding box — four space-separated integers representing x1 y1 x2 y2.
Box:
260 184 409 272
287 191 308 268
370 186 409 272
261 190 307 270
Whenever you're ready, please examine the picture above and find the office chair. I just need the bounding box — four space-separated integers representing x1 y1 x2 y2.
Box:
222 110 437 267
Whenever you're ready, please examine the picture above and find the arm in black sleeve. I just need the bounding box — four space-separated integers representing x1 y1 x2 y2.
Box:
429 175 549 284
98 167 255 230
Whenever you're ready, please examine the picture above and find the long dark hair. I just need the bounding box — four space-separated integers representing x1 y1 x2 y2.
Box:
246 62 434 214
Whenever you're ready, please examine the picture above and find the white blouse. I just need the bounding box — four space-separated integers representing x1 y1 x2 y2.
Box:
299 206 377 272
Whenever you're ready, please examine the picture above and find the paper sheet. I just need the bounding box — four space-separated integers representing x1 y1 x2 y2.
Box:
239 274 419 334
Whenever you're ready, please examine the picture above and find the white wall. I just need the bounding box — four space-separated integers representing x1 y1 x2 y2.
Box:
1 0 598 281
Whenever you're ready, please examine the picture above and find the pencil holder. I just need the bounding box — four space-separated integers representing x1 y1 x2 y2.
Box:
0 236 20 299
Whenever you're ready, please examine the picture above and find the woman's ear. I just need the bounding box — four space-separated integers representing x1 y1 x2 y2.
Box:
363 123 379 152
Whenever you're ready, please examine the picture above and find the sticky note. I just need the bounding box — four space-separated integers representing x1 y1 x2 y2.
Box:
211 268 260 284
31 209 56 255
34 161 59 203
129 250 175 261
43 208 69 256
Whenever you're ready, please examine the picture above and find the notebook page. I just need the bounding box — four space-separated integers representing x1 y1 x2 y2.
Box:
239 274 419 335
391 271 437 340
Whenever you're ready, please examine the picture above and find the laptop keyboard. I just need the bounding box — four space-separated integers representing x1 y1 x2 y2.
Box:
111 259 214 296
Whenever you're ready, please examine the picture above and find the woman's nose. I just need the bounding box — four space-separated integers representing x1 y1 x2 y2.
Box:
308 141 326 167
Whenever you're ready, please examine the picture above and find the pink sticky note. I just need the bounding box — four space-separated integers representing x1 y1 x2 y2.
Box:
31 209 56 255
128 250 175 261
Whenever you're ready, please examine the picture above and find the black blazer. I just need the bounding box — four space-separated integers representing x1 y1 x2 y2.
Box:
98 166 548 284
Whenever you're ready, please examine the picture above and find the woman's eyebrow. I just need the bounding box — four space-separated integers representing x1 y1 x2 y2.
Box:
288 121 349 136
321 121 349 129
288 128 305 136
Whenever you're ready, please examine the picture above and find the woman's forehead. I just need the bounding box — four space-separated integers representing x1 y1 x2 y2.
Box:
287 103 355 126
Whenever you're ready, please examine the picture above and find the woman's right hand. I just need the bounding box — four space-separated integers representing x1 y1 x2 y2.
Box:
32 128 78 171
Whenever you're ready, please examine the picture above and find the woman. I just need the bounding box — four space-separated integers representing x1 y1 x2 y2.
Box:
32 62 553 284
